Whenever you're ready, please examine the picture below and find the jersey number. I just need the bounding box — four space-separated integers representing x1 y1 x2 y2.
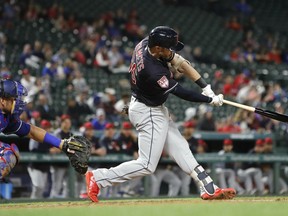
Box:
129 63 137 85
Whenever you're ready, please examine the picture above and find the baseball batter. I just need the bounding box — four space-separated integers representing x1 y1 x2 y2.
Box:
86 26 236 202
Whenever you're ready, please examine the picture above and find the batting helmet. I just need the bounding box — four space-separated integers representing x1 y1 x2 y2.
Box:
148 26 184 51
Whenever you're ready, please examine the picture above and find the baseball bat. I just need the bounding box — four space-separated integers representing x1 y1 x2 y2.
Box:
223 99 288 123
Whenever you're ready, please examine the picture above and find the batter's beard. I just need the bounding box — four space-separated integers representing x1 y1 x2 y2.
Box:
160 52 175 62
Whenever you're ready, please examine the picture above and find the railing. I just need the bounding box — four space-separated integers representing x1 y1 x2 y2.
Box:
17 152 288 198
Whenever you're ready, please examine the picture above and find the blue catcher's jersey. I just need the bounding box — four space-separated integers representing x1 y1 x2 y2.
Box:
130 37 178 106
0 113 30 137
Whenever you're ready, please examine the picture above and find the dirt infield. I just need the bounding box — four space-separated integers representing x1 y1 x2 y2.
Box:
1 196 288 209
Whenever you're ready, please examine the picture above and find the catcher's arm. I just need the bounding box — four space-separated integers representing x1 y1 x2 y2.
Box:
27 124 63 149
27 124 91 174
170 54 215 97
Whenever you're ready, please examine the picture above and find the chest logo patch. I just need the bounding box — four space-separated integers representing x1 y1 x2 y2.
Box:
157 76 169 88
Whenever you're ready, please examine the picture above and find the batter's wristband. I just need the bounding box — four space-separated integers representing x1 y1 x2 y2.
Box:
195 77 208 88
43 133 61 148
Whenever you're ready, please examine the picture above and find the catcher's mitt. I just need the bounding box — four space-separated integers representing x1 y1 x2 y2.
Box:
62 136 92 175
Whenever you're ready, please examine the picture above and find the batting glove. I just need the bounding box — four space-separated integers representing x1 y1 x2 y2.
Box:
202 84 215 97
210 94 224 106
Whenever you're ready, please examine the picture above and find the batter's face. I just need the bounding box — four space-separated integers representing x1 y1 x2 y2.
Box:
151 46 174 61
160 47 173 59
0 97 15 114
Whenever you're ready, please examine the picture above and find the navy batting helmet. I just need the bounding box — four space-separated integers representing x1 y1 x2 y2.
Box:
148 26 184 51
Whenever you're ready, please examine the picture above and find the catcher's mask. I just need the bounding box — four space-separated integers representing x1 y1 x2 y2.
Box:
0 79 28 115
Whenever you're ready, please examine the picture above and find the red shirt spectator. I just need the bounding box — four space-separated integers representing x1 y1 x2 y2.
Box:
48 3 58 19
268 47 282 64
226 16 242 31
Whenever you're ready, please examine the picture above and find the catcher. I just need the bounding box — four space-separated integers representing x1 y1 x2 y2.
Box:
0 79 91 179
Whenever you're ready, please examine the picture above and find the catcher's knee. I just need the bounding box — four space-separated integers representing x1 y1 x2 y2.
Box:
0 143 20 179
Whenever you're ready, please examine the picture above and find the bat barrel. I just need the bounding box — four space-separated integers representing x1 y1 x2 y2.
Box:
255 108 288 123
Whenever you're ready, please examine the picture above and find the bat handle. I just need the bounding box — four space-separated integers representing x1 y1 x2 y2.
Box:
223 99 256 112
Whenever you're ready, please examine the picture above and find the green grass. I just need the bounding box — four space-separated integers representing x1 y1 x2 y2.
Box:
1 197 288 216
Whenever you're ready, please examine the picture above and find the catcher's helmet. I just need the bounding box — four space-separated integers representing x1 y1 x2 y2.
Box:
0 80 27 98
148 26 184 51
0 79 28 115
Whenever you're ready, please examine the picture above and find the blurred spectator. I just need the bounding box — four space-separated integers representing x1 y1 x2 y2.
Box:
243 31 259 50
83 122 106 156
115 122 138 157
102 87 119 123
108 46 129 73
35 93 56 121
211 70 224 95
20 68 37 100
233 109 250 132
42 61 56 80
215 139 245 194
229 46 245 63
198 108 216 131
282 47 288 64
32 40 45 61
237 139 265 195
182 121 198 153
25 3 39 21
42 42 54 60
27 120 52 199
79 121 106 198
63 58 76 81
72 70 88 93
99 123 119 154
268 45 282 64
18 44 32 67
192 46 211 63
66 97 82 127
91 108 108 130
218 115 242 133
70 48 86 65
76 90 93 117
234 0 252 16
114 122 142 196
261 137 288 194
171 121 199 196
48 3 59 19
150 164 181 197
222 75 237 97
95 46 112 75
30 111 42 126
226 16 242 31
196 139 208 154
0 32 7 66
50 114 72 198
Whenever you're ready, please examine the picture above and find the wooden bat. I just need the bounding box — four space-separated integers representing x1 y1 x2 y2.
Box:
223 99 288 123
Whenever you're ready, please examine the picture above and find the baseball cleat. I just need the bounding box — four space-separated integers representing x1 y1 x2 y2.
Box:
201 188 236 200
85 171 99 202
